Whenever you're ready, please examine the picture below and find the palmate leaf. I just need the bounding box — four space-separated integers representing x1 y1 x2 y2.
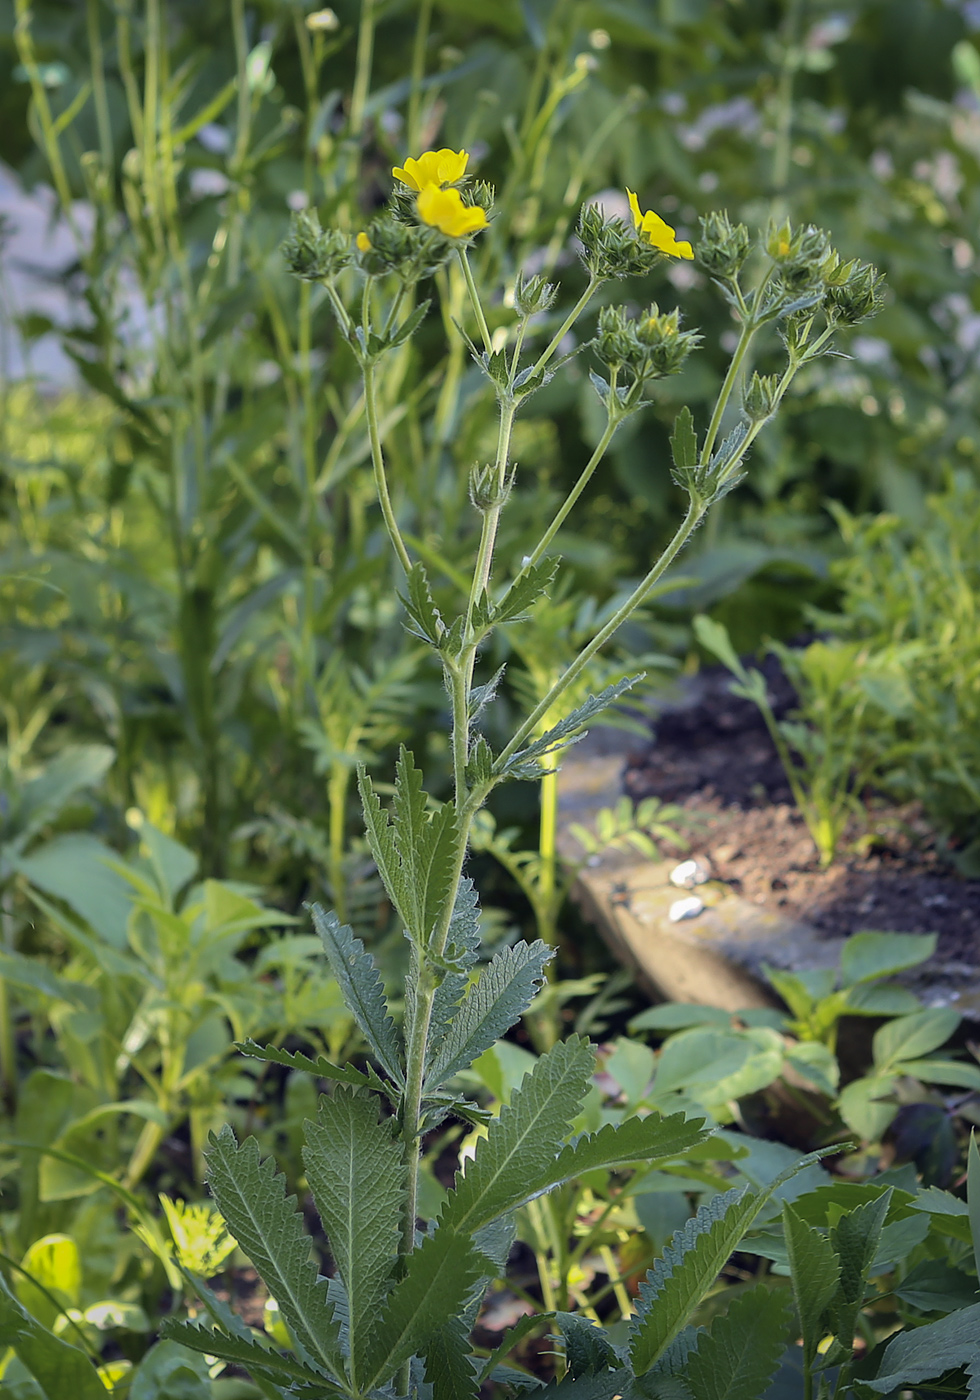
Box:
303 1087 404 1388
685 1285 791 1400
425 939 554 1089
311 905 404 1085
204 1126 344 1382
160 1320 337 1391
440 1036 597 1236
359 1227 486 1392
782 1202 840 1367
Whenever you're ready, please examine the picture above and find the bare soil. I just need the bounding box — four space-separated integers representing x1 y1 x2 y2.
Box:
623 659 980 962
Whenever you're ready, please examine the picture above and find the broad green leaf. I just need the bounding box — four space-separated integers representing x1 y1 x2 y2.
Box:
10 744 114 850
17 833 134 948
204 1126 344 1380
160 1319 333 1389
0 1270 105 1400
311 905 404 1085
129 1339 211 1399
531 1373 630 1397
425 940 553 1089
692 614 748 682
16 1234 81 1329
846 981 922 1016
360 1228 486 1391
827 1189 891 1351
422 1316 480 1400
782 1203 840 1365
686 1284 791 1400
670 405 699 469
870 1212 929 1273
836 1074 898 1141
894 1261 979 1313
898 1057 980 1091
629 1003 733 1033
303 1087 404 1387
840 930 935 984
139 822 198 905
873 1009 960 1070
0 951 97 1010
784 1041 839 1096
865 1303 980 1391
440 1036 596 1235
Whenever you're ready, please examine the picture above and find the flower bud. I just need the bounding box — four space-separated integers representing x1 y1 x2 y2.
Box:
767 218 831 292
357 213 452 278
635 303 701 377
742 371 780 424
577 204 662 280
824 260 886 325
281 209 350 281
696 210 751 279
513 271 558 317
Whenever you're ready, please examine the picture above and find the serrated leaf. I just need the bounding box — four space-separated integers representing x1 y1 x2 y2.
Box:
499 678 641 776
204 1127 343 1380
441 1036 597 1235
387 298 431 350
400 561 443 645
160 1319 335 1389
425 940 554 1089
422 1316 480 1400
303 1087 404 1387
469 665 507 718
670 406 698 470
532 1373 631 1398
629 1151 829 1376
311 905 404 1085
865 1303 980 1392
360 1228 485 1391
555 1312 618 1378
0 1270 106 1400
546 1111 710 1191
493 560 560 628
417 800 460 947
709 422 749 472
826 1189 891 1353
358 767 410 927
686 1285 790 1400
782 1202 840 1366
427 878 483 1063
236 1040 372 1089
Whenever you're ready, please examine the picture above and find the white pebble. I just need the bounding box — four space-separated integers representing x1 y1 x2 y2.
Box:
669 858 711 888
668 895 704 922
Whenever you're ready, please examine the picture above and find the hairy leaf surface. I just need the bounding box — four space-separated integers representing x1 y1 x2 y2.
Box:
303 1087 404 1385
546 1111 710 1190
311 905 403 1084
425 939 553 1088
440 1036 596 1235
422 1316 481 1400
782 1202 840 1366
160 1320 337 1389
686 1285 790 1400
204 1126 343 1380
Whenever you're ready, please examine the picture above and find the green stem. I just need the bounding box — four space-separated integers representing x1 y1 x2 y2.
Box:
349 0 376 145
363 360 412 576
86 0 113 170
528 276 602 381
124 1116 167 1190
407 0 434 154
699 316 758 467
458 247 493 354
495 498 706 774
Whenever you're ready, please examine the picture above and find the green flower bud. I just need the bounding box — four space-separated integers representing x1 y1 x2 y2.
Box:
767 218 832 293
825 260 886 325
696 210 751 279
281 209 350 281
468 180 496 213
577 204 662 280
358 213 453 280
635 303 701 377
593 305 639 370
513 271 558 318
742 371 780 424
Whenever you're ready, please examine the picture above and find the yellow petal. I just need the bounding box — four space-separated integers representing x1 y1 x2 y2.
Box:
356 231 372 251
417 184 487 238
393 148 470 192
626 188 642 229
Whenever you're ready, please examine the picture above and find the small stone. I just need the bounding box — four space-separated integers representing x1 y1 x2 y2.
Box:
668 895 704 922
669 858 711 888
712 843 739 864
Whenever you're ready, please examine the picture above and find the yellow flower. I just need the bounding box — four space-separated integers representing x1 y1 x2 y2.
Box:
356 231 372 251
417 185 488 238
392 148 469 192
626 189 694 260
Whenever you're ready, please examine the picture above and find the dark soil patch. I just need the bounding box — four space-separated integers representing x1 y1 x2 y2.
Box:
623 661 980 962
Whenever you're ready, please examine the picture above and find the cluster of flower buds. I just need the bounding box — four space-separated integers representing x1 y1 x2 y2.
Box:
592 303 701 384
513 271 558 318
695 210 751 281
577 204 664 280
280 210 351 281
355 214 453 281
823 258 887 324
742 371 781 424
767 219 832 295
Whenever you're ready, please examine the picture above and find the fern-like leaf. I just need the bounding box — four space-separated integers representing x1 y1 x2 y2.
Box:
425 940 553 1089
204 1125 344 1381
303 1087 404 1388
440 1036 596 1235
311 905 404 1085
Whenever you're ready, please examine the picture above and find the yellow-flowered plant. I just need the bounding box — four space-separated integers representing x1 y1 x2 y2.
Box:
416 184 488 238
392 146 469 191
627 188 694 259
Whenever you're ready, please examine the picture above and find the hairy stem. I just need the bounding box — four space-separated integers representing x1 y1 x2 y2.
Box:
363 360 413 575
